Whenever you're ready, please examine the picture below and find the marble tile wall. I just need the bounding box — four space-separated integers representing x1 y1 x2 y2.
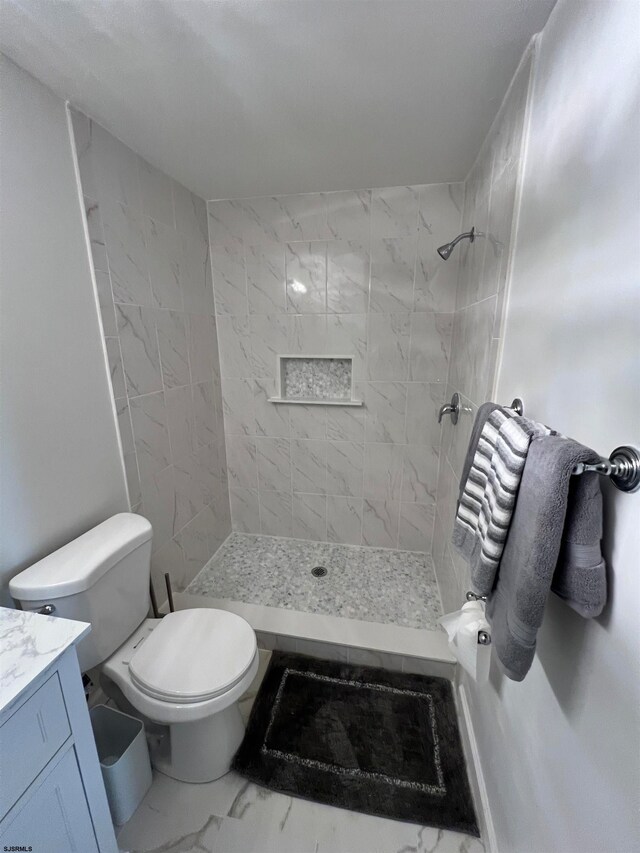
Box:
432 50 534 611
71 111 231 593
208 183 464 550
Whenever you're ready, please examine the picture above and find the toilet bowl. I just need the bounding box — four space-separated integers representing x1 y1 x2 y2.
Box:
9 513 258 784
101 610 259 783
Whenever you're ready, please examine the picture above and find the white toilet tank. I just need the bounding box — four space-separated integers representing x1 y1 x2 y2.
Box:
9 513 153 672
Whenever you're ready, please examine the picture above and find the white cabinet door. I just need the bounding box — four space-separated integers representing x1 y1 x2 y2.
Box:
0 747 99 853
0 673 71 817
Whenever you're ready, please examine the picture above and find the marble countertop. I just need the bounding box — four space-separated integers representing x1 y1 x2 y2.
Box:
0 607 90 713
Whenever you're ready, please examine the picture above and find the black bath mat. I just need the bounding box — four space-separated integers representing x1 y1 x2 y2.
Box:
233 652 479 836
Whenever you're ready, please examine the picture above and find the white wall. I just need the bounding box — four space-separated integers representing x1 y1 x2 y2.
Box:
0 55 128 605
467 2 640 850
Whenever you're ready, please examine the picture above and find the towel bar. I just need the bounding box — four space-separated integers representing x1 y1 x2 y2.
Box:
572 445 640 493
505 397 639 493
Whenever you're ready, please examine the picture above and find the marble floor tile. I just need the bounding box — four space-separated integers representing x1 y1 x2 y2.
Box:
186 532 442 629
117 645 482 853
118 769 484 853
214 812 317 853
116 770 242 852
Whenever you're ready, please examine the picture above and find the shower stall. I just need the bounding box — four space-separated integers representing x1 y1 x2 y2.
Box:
70 42 534 672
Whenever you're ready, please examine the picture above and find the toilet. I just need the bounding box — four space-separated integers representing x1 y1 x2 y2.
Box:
9 513 258 784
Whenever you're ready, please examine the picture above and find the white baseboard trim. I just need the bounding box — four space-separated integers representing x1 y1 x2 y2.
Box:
457 682 498 853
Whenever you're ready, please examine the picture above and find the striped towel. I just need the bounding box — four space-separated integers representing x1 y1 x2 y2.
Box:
452 407 553 596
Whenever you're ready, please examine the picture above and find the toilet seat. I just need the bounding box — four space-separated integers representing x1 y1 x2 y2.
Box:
128 609 257 704
103 617 260 725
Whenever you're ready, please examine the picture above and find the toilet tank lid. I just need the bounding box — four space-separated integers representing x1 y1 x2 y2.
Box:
9 514 152 601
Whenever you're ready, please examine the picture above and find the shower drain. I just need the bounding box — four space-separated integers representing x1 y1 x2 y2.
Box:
311 566 327 578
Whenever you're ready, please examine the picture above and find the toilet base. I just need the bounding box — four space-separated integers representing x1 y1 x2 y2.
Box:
152 701 246 783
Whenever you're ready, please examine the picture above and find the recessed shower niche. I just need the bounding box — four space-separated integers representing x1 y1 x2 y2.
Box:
269 355 363 406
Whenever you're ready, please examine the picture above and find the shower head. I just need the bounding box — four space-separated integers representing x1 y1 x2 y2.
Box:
437 227 475 260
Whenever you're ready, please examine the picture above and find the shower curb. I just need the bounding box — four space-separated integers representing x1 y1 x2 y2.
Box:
175 592 456 680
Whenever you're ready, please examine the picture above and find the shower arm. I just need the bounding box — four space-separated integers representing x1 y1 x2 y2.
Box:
437 226 476 260
449 229 475 249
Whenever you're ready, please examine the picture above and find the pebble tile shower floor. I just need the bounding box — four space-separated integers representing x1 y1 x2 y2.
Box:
186 533 443 629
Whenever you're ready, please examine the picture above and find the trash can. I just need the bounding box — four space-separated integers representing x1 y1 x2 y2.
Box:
90 704 153 826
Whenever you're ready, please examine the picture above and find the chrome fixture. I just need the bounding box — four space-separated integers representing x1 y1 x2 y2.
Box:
466 591 488 603
438 392 460 424
465 592 491 646
493 395 639 492
437 227 475 260
442 391 639 492
311 566 328 578
37 603 56 616
438 395 521 426
573 446 640 493
504 396 639 491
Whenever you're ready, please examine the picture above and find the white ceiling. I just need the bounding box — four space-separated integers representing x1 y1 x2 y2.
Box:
0 0 555 199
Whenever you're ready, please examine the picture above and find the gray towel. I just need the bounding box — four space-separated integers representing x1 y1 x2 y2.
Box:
486 434 607 681
456 402 500 506
452 406 552 596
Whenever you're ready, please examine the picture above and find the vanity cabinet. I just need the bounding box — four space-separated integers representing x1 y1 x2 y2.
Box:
3 747 99 852
0 610 117 853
